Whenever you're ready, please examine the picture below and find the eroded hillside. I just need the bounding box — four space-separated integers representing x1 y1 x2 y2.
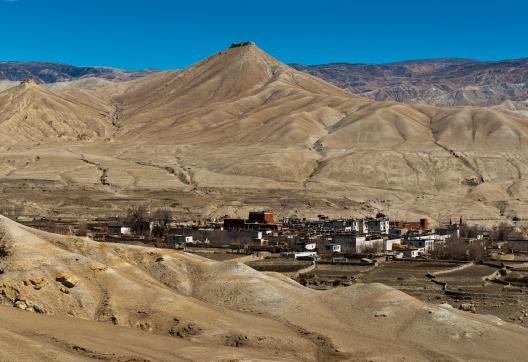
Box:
0 215 527 361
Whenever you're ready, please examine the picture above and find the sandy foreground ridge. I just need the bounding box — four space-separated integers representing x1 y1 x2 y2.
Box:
0 215 525 361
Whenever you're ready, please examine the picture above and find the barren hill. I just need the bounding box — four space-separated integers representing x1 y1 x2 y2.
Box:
1 215 527 361
112 43 361 144
0 43 527 222
0 79 113 146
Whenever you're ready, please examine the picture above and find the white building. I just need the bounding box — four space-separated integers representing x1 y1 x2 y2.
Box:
383 238 401 251
333 234 383 254
295 241 317 251
404 238 435 252
366 218 390 234
282 251 319 260
107 225 131 235
168 229 262 244
304 242 317 251
325 244 342 253
356 220 369 234
323 220 350 231
401 248 423 258
167 234 194 245
405 234 447 252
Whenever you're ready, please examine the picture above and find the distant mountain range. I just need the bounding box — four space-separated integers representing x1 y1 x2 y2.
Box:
0 61 156 83
1 58 528 109
290 58 528 107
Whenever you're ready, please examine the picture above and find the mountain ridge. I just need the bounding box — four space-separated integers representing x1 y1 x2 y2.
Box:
0 61 157 83
2 55 528 109
291 57 528 107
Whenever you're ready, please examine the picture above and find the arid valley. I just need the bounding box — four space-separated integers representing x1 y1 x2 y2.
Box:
2 1 528 360
1 43 528 225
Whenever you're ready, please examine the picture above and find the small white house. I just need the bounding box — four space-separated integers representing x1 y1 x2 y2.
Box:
383 238 401 251
405 238 435 252
168 234 194 245
107 225 131 235
282 251 319 260
333 234 365 253
401 248 422 258
168 229 262 244
323 220 348 231
327 244 342 253
304 242 317 251
366 218 390 234
333 235 383 254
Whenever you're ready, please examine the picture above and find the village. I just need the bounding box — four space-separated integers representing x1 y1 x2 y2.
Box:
99 210 526 261
13 208 528 262
12 209 528 326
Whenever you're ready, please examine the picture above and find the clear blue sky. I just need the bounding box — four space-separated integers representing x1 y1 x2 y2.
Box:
0 0 526 70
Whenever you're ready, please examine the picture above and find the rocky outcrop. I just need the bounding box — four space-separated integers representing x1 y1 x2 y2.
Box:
55 272 78 288
20 78 37 86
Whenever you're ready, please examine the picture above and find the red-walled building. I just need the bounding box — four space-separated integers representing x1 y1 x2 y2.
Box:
248 211 274 224
223 212 280 231
390 218 429 231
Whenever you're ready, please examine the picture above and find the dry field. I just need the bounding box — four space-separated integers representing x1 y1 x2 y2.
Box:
296 260 528 327
246 258 313 273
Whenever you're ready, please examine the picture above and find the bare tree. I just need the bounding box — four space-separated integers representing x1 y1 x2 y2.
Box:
431 238 486 261
361 242 383 255
151 208 172 238
490 223 514 242
77 223 88 237
124 205 150 236
459 224 482 239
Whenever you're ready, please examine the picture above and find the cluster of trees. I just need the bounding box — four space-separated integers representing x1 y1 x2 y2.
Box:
431 223 517 261
361 242 384 255
120 206 173 238
430 238 486 261
488 223 515 242
459 223 514 242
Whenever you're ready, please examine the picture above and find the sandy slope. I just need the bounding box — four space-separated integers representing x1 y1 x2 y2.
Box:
0 215 526 361
0 44 527 221
0 80 113 146
0 305 293 362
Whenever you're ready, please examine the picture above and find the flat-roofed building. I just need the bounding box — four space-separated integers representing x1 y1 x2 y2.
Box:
248 211 274 224
508 231 528 252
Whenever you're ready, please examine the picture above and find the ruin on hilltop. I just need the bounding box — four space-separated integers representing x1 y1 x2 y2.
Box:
230 41 256 48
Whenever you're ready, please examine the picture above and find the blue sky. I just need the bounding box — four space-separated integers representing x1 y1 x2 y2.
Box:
0 0 526 69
